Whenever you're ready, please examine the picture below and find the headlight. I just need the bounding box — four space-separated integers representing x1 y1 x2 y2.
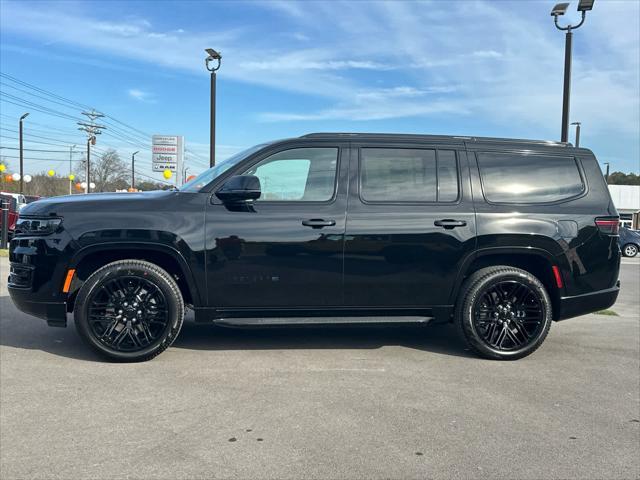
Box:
15 217 63 235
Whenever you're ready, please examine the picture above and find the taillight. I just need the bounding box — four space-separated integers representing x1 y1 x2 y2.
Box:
595 217 620 235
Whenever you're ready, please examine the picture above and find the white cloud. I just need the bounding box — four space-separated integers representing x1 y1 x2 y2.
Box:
1 0 638 144
127 88 155 103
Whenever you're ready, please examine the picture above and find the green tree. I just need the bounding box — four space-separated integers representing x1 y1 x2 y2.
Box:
607 171 640 185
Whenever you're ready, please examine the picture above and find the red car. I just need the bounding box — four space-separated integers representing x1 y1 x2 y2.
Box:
0 193 19 239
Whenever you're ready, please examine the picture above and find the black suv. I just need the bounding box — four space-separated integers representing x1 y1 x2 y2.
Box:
8 133 621 361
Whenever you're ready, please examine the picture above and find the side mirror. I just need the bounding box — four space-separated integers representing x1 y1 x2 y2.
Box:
215 175 261 203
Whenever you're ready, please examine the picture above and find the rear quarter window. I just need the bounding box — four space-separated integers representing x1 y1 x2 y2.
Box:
477 152 585 204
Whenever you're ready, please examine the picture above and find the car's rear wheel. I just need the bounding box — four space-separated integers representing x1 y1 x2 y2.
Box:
74 260 184 362
455 266 552 360
623 243 638 257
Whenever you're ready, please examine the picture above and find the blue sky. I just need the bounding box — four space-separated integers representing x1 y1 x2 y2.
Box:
1 0 639 181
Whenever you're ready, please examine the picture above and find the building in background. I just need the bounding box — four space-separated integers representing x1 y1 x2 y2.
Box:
609 185 640 229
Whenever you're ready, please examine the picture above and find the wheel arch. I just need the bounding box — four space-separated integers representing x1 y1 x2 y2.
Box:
67 243 201 311
451 247 562 320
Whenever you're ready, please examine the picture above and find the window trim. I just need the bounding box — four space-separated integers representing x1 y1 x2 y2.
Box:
476 150 588 206
357 146 462 205
240 145 342 205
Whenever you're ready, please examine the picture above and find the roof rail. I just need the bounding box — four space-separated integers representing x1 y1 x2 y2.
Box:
299 132 572 147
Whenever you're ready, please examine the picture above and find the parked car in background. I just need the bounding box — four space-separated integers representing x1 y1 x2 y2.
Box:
0 192 27 211
25 195 42 204
0 193 19 239
619 227 640 257
8 133 621 362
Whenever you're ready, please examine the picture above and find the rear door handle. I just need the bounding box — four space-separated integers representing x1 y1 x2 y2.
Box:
302 219 336 229
434 219 467 229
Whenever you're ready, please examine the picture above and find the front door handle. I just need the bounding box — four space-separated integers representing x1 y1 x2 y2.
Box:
434 219 467 229
302 219 336 229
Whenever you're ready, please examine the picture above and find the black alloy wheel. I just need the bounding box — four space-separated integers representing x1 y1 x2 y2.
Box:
88 275 169 352
74 260 184 362
455 266 553 360
472 280 544 352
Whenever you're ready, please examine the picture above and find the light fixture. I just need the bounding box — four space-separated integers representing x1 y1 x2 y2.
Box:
205 48 221 60
577 0 595 11
550 2 570 16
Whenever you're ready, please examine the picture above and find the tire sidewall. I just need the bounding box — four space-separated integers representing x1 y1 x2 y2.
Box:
75 262 182 361
461 270 552 359
623 244 638 257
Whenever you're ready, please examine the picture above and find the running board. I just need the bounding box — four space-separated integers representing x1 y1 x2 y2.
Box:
213 316 434 326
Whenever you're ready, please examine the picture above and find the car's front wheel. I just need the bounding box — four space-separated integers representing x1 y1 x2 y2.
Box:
623 243 638 257
455 266 553 360
74 260 184 362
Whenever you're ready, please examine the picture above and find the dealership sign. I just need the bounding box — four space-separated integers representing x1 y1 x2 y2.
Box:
152 135 184 174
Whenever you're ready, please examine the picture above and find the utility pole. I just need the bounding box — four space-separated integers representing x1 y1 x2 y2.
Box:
19 113 29 194
69 144 76 194
205 48 222 168
571 122 581 147
131 151 139 190
604 162 610 182
78 110 106 193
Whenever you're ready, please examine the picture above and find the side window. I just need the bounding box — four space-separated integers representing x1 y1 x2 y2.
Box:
244 147 338 202
360 148 459 202
477 152 584 203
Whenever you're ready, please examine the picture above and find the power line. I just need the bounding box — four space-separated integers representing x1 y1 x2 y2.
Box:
0 146 71 153
0 72 92 110
0 154 82 161
0 81 85 114
0 93 82 121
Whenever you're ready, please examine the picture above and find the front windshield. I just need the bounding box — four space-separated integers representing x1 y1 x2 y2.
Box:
179 143 268 192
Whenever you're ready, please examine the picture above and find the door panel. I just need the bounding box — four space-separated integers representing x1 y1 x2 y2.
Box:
205 144 349 309
344 145 476 307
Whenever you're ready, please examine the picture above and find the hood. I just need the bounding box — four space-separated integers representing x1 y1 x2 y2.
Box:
20 190 177 217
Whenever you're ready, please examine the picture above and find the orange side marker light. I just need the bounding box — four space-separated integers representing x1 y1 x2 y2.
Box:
62 269 76 293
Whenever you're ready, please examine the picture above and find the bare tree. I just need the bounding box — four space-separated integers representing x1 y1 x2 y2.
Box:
76 149 129 192
28 173 69 197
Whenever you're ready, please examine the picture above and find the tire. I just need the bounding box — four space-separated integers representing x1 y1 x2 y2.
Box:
455 266 552 360
622 243 638 258
74 260 184 362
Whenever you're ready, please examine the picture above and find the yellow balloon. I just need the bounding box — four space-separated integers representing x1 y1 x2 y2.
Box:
0 164 5 173
163 169 173 180
69 174 75 181
48 169 55 177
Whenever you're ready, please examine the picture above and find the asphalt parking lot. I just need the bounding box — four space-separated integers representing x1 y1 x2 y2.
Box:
1 256 639 480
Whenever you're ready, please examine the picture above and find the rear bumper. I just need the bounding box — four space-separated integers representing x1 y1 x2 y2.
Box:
556 281 620 321
8 287 67 327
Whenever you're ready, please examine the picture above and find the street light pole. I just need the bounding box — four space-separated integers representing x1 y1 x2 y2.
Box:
571 122 581 147
131 151 139 190
560 27 573 143
551 0 595 143
19 112 29 194
205 48 222 168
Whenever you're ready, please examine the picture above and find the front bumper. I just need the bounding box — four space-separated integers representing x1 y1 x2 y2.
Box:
8 233 72 327
8 286 67 326
556 281 620 321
